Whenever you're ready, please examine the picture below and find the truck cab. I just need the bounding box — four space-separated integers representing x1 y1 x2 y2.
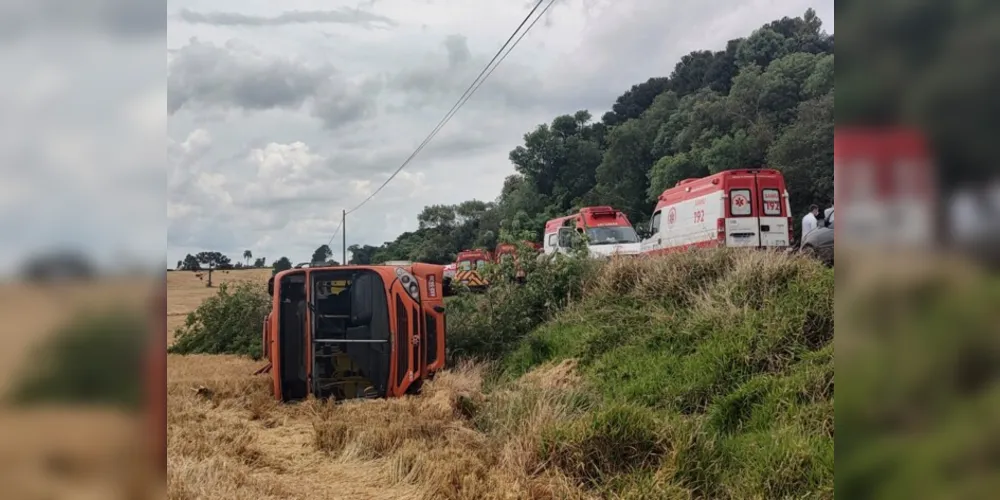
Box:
454 249 491 289
263 263 447 402
493 241 540 281
542 206 642 258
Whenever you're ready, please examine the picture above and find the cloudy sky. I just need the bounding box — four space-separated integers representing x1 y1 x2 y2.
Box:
167 0 834 266
0 0 164 275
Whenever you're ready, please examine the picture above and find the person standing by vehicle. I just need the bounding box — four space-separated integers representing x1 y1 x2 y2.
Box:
802 204 820 237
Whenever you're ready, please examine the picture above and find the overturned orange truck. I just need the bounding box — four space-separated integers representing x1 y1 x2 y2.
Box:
262 263 449 401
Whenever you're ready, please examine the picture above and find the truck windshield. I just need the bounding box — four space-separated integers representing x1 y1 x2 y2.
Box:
586 226 639 244
458 260 472 271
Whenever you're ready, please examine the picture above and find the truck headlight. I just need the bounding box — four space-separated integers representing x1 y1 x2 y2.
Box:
395 267 421 302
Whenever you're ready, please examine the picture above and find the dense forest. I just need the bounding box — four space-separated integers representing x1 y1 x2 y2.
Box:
349 10 834 265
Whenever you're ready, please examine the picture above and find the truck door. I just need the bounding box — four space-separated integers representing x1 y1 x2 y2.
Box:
725 176 759 247
390 286 417 396
755 173 791 248
641 209 662 254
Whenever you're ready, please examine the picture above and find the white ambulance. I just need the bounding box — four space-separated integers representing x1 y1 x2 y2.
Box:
640 168 793 254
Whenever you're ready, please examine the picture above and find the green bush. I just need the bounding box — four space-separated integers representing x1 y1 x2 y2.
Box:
7 309 147 408
169 281 270 358
446 246 600 362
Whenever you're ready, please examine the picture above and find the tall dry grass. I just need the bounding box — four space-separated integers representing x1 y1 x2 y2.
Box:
168 354 595 500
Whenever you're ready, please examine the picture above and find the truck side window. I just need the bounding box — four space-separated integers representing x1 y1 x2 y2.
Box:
650 211 662 234
547 233 557 247
557 228 573 247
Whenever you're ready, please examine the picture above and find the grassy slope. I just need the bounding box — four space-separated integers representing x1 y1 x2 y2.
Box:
496 250 835 499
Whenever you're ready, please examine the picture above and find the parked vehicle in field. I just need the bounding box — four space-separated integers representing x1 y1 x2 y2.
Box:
543 206 642 258
262 263 449 402
801 208 834 266
640 168 793 255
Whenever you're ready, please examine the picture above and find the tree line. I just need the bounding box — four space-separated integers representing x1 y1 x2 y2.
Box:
174 245 341 277
347 9 834 265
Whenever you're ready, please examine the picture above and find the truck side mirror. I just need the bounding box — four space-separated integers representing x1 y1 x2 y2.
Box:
267 276 274 296
350 273 375 325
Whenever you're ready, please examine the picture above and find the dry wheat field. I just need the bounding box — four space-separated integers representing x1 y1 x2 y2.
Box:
167 269 590 500
0 277 158 500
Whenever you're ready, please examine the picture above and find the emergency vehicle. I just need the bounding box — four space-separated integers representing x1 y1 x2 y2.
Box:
494 241 541 281
542 206 642 257
443 262 457 281
639 168 792 255
454 248 491 289
834 127 936 250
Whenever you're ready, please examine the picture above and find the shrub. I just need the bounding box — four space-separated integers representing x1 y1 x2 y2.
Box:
446 249 600 362
169 281 270 358
7 308 147 408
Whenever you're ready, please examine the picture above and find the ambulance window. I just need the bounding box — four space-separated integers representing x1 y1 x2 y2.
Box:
650 211 662 234
761 189 781 216
730 189 752 216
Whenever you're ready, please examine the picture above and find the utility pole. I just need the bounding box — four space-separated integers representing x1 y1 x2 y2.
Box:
342 209 347 265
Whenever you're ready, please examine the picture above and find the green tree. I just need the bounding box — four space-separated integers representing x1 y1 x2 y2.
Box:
195 251 230 287
348 244 379 265
243 249 252 266
311 244 332 265
181 253 200 271
273 257 292 274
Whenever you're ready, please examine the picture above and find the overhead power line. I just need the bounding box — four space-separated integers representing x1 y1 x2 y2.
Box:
325 216 344 248
343 0 553 217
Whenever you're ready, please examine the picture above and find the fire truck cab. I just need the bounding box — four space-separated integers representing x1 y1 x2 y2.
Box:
263 263 447 402
543 206 642 257
454 249 491 289
494 241 541 280
640 168 792 255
